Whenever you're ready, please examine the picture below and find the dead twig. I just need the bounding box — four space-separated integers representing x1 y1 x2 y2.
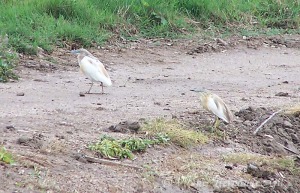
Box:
84 155 142 170
253 109 283 135
262 134 299 155
276 142 299 155
18 155 53 167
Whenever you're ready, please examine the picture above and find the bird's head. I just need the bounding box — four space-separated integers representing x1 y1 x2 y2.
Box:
190 88 208 93
71 48 91 56
190 88 210 101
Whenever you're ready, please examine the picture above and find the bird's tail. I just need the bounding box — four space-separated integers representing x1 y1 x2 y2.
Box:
102 76 112 87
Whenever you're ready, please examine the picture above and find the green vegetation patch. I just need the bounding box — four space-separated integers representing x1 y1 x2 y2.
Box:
142 118 208 148
0 147 15 164
0 58 18 82
223 153 298 173
0 35 18 82
1 0 300 55
89 134 169 159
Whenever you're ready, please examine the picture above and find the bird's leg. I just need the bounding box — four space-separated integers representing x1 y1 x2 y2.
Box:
101 82 104 94
86 82 94 94
213 116 220 129
223 130 227 141
210 116 220 133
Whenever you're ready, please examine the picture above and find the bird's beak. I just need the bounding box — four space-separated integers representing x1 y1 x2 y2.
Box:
190 89 205 93
71 50 79 54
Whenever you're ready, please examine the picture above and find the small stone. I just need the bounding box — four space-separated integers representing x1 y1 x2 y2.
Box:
283 120 293 128
247 163 259 173
6 125 15 131
225 165 233 170
275 92 289 97
55 134 65 139
241 97 248 101
72 153 88 163
285 141 300 154
96 107 105 111
243 120 252 127
291 134 299 144
17 92 25 96
17 136 31 144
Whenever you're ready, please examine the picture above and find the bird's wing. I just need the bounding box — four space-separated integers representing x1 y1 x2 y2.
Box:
80 56 112 86
206 95 232 123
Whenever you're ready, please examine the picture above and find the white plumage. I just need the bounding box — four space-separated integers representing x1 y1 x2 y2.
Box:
191 89 233 128
79 56 112 86
200 92 232 123
71 48 112 94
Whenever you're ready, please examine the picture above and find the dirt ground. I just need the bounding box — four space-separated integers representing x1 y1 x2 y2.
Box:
1 35 300 193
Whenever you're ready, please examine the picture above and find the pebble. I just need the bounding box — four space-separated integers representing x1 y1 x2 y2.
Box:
6 125 15 131
17 136 31 144
291 133 299 144
283 120 293 128
16 92 25 96
275 92 289 97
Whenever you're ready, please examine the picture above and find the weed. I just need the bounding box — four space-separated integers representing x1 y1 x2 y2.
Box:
142 118 208 148
89 134 169 159
284 104 300 116
1 0 300 54
177 173 198 188
0 146 15 164
142 164 158 183
0 34 18 82
223 153 298 173
0 59 18 82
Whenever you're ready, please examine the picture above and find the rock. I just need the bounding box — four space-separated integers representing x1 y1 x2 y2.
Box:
216 38 228 46
17 135 44 149
72 153 88 163
6 125 16 131
225 165 233 170
17 92 25 96
285 140 300 154
247 163 259 173
108 121 140 133
243 120 252 127
291 133 299 144
55 134 65 139
283 120 293 128
277 127 290 139
273 142 289 155
79 92 85 97
17 136 31 144
275 92 289 97
247 163 275 179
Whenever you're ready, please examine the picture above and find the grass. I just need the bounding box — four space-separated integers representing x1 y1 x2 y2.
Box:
177 173 198 188
142 118 208 148
0 146 15 164
0 34 18 82
89 134 169 159
284 104 300 116
223 153 298 173
0 0 299 55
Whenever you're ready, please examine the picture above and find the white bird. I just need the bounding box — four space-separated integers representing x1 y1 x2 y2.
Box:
191 89 233 129
71 48 112 94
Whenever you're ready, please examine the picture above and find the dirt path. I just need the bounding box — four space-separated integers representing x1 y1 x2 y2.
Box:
1 40 300 192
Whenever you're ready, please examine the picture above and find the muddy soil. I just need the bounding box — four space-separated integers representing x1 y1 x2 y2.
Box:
1 35 300 193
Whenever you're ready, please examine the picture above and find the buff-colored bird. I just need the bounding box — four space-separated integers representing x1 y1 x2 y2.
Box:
71 49 112 94
191 89 233 129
